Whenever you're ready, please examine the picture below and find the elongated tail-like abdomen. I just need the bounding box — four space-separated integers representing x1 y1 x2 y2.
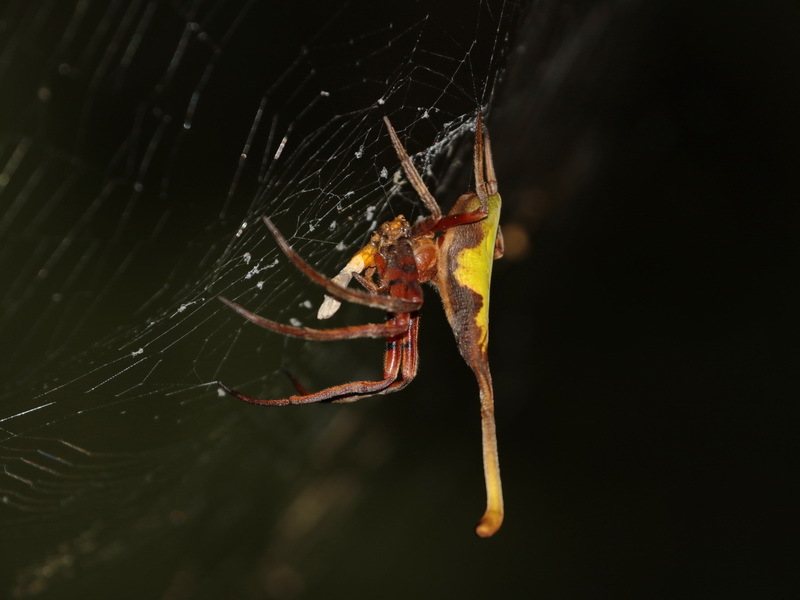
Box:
433 189 503 537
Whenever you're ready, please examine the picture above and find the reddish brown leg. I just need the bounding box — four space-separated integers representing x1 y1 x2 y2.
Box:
261 216 420 314
219 296 407 341
476 112 498 198
218 330 403 406
429 207 487 232
377 311 420 394
331 313 421 402
383 117 443 221
282 368 310 395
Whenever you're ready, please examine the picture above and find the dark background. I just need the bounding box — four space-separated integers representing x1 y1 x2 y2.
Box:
1 0 797 598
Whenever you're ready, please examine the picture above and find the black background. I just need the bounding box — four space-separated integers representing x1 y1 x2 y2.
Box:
1 0 797 598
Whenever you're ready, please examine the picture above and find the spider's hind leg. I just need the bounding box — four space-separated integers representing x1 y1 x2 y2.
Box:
331 313 420 403
282 368 310 395
218 325 406 406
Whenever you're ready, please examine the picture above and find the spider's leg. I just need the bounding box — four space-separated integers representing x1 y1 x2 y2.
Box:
331 312 420 402
219 296 408 340
429 204 488 233
217 322 404 406
480 115 498 197
383 117 443 221
352 270 381 294
473 112 486 206
494 225 505 259
472 112 498 214
282 368 310 395
262 216 420 314
419 114 498 236
393 311 420 387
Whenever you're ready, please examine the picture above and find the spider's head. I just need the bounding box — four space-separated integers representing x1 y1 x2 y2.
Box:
378 215 410 242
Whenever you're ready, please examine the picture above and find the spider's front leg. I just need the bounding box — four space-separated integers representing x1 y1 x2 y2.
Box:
261 216 418 315
406 114 496 238
441 113 497 230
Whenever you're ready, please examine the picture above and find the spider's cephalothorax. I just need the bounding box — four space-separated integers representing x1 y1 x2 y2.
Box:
218 114 504 537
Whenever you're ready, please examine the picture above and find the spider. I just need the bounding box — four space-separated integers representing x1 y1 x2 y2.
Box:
218 114 505 537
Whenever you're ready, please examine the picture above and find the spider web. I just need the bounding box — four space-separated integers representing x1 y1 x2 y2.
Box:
0 0 527 596
3 0 798 598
